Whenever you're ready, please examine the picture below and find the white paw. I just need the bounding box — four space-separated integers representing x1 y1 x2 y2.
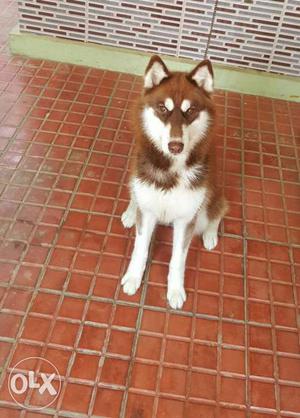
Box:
121 273 140 295
203 232 218 251
121 208 136 228
167 287 186 310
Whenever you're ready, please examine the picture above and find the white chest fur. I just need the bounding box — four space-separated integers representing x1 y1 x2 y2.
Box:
132 177 206 224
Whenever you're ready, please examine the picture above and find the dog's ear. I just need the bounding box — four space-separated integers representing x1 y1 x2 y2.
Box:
188 60 214 93
144 55 170 89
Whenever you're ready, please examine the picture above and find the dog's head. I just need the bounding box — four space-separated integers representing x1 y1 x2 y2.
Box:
141 55 215 158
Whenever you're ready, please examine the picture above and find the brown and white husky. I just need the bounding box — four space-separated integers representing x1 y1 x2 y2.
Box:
121 55 227 309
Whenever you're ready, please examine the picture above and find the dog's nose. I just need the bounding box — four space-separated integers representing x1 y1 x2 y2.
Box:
168 141 184 154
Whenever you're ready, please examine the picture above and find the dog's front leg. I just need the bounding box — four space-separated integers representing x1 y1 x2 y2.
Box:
121 196 137 228
167 218 195 309
122 210 156 295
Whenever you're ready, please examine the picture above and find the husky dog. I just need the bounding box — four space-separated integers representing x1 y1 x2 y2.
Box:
121 55 227 309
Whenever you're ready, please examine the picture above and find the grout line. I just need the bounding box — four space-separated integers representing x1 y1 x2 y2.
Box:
182 264 199 413
2 304 297 332
240 93 251 418
3 332 300 360
258 97 281 417
215 90 228 418
151 293 169 418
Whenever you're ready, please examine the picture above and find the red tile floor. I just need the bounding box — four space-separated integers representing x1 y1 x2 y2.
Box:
0 2 300 418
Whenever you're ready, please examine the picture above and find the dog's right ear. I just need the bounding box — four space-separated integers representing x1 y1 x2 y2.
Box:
144 55 170 89
188 60 214 93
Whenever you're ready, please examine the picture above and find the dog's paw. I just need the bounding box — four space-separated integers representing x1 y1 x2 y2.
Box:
121 208 136 228
121 273 140 295
203 232 218 251
167 287 186 310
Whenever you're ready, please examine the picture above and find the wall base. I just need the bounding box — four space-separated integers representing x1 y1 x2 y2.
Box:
9 26 300 102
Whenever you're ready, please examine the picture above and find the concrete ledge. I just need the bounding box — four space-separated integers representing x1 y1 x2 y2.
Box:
9 26 300 102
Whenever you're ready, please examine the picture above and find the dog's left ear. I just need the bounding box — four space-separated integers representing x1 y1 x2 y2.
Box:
188 60 214 93
144 55 170 89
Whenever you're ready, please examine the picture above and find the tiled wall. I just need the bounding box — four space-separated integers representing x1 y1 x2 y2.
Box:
17 0 300 76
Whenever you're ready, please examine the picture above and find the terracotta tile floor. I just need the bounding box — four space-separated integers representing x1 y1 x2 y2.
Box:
0 1 300 418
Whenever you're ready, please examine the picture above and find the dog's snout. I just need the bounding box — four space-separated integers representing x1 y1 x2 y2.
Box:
168 141 184 155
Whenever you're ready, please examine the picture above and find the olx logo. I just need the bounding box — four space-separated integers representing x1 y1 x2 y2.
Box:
8 357 61 410
10 371 57 395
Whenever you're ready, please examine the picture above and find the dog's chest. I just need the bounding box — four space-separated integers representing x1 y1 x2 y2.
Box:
133 177 206 224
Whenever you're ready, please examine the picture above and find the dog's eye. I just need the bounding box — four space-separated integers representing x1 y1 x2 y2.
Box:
158 104 168 114
185 107 195 116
